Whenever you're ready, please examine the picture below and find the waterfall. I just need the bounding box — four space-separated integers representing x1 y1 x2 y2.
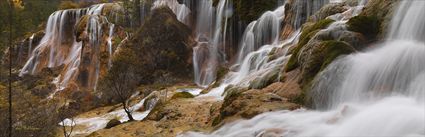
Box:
190 0 232 87
183 0 425 136
312 0 425 109
388 0 425 41
235 6 284 64
153 0 233 87
107 24 115 68
200 0 330 98
20 8 88 76
20 4 120 92
28 33 35 57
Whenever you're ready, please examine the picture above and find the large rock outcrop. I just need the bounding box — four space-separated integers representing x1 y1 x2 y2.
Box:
98 6 195 99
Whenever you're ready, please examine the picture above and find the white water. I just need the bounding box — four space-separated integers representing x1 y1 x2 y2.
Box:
107 23 115 68
19 4 122 92
184 96 424 137
60 92 159 136
199 3 298 98
157 0 233 87
184 0 425 136
28 33 35 57
192 0 232 87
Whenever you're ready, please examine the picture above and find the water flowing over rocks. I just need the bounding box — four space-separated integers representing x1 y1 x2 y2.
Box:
2 0 424 136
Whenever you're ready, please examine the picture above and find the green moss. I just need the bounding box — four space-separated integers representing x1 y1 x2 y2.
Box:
299 19 335 42
347 15 380 40
303 40 355 85
171 92 194 100
216 66 229 81
285 19 335 72
221 87 246 111
320 41 355 70
112 37 122 47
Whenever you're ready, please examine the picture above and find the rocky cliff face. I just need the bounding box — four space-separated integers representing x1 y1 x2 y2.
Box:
100 7 194 86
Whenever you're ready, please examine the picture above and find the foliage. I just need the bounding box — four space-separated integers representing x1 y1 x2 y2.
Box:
98 47 140 121
0 0 60 60
0 81 59 137
59 1 79 10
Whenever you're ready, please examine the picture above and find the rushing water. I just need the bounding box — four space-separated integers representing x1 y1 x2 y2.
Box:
60 91 159 136
191 0 233 87
183 0 425 136
199 0 329 98
19 4 125 92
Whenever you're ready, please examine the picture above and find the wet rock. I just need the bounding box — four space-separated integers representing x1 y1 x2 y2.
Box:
347 15 380 42
171 92 195 100
360 0 398 39
105 119 121 129
309 3 347 22
286 18 335 72
215 88 300 126
298 40 355 85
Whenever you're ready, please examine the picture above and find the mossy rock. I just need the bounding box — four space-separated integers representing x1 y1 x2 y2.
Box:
286 19 335 72
301 40 355 86
216 66 229 81
308 3 346 22
360 0 397 39
347 15 380 41
171 92 194 100
105 119 121 129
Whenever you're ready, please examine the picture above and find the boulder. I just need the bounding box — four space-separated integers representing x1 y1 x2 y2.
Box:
105 119 121 129
360 0 398 39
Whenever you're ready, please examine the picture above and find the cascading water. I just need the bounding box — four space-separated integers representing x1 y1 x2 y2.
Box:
28 33 35 57
20 4 119 92
191 0 232 87
199 0 329 98
184 0 425 136
107 23 115 68
151 0 227 88
199 4 296 98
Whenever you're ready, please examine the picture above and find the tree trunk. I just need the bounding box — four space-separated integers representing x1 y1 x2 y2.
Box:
122 102 135 121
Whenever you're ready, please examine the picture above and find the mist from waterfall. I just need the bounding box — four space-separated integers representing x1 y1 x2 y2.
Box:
182 0 425 136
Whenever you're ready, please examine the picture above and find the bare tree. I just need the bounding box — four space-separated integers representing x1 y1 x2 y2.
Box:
101 48 139 121
58 101 76 137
